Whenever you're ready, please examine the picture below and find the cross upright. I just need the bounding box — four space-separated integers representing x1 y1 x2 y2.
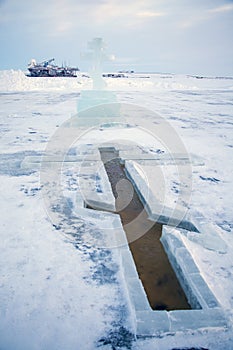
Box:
84 38 114 90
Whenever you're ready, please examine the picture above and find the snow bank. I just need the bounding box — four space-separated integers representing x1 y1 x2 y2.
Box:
2 70 232 93
0 70 90 92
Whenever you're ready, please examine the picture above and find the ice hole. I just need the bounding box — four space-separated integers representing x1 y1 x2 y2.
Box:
95 147 193 311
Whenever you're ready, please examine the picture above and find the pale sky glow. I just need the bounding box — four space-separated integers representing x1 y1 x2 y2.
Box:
208 3 233 13
0 0 232 75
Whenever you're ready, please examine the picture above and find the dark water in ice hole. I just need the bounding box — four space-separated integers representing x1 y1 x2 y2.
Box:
99 148 191 311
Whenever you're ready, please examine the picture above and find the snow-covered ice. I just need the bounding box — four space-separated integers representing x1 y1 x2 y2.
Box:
0 70 233 349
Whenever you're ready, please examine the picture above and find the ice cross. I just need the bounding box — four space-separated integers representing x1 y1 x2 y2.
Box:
83 38 114 90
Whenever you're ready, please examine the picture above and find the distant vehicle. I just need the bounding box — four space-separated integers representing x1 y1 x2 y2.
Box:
26 58 79 77
118 70 134 74
102 73 127 78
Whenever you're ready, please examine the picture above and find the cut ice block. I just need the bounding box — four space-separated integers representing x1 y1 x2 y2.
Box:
188 273 219 309
161 228 220 310
77 90 118 113
161 226 184 256
78 160 116 212
136 310 170 336
169 309 228 332
175 248 200 275
120 249 139 279
126 278 151 311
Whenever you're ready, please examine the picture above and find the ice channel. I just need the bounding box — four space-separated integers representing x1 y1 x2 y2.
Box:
99 147 191 311
84 145 228 336
19 142 228 336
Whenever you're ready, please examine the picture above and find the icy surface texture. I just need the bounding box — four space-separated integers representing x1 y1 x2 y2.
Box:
0 73 233 349
0 173 134 350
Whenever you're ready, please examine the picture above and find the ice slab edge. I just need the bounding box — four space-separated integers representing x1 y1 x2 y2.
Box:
124 159 228 254
124 160 198 232
118 226 228 336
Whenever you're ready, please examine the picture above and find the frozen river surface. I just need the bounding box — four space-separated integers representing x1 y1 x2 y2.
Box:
0 70 233 349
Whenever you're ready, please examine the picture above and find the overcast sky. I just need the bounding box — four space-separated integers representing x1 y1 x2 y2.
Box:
0 0 233 75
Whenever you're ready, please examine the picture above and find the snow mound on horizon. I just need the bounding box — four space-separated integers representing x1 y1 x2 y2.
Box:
0 70 89 92
0 70 194 92
0 70 232 93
